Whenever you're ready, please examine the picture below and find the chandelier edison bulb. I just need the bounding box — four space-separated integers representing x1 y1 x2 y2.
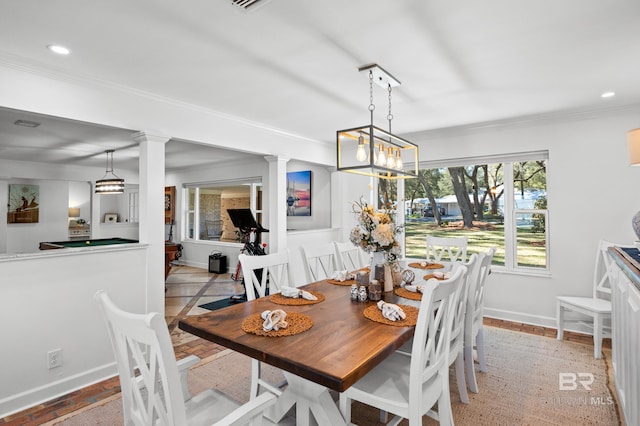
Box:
395 149 403 170
376 144 387 166
356 135 367 162
386 147 395 168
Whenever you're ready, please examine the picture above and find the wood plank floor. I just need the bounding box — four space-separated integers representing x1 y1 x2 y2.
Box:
0 265 609 425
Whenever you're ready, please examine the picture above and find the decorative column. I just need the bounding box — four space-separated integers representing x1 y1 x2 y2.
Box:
133 131 170 314
265 155 289 254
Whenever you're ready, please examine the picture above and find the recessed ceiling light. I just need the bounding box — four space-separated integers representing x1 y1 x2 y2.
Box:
601 91 616 98
14 119 41 128
47 44 70 55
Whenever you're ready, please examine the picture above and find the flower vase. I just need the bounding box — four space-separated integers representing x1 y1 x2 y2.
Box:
633 210 640 242
383 264 394 292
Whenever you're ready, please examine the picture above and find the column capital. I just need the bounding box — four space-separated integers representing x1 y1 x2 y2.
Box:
132 131 171 144
264 155 290 164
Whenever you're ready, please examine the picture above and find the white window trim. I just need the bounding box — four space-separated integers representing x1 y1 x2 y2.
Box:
182 177 262 243
405 151 549 275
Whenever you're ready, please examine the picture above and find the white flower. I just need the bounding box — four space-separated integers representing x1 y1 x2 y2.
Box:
350 197 403 259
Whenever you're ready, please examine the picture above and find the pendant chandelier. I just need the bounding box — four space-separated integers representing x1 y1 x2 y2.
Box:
95 149 125 194
336 64 418 180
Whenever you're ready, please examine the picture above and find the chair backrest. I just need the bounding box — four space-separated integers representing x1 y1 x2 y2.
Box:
333 241 367 272
426 235 468 263
594 240 634 299
409 265 466 401
239 250 293 301
300 243 338 282
449 254 478 361
465 247 496 341
95 290 187 426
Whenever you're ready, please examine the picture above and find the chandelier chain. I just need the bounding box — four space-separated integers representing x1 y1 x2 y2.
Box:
368 71 375 112
387 84 394 132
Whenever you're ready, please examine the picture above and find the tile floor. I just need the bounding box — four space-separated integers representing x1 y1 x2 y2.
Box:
0 264 608 425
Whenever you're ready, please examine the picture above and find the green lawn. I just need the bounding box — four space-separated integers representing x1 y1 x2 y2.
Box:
404 220 547 268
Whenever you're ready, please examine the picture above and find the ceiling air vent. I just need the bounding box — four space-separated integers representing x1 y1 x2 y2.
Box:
231 0 272 12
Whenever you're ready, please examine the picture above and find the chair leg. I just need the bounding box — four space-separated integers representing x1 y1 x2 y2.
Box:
465 344 478 393
557 302 565 340
477 327 488 373
436 371 454 426
593 314 602 359
455 351 469 403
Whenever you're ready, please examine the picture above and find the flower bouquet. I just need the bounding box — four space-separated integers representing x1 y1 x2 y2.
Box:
349 198 402 263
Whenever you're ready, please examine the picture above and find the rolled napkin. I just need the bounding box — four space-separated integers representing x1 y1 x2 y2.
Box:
376 300 407 322
261 309 288 331
331 270 348 282
404 284 423 294
433 271 451 279
280 286 318 301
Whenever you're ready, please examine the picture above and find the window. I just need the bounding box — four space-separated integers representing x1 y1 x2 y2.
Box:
184 179 262 242
389 151 548 273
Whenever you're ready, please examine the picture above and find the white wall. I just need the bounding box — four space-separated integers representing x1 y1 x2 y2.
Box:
0 245 148 417
404 105 640 329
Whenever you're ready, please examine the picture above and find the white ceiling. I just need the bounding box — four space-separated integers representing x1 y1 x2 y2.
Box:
0 0 639 170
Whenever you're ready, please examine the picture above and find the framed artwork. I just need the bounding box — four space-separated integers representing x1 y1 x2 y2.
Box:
7 184 39 223
286 170 311 216
165 186 175 224
104 213 118 223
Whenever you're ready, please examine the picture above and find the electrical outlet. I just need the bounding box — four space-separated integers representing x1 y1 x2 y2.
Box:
47 349 63 369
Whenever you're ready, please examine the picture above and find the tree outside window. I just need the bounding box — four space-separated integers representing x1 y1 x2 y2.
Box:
386 154 548 272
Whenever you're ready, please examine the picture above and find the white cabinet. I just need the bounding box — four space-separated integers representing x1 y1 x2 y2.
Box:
609 256 640 426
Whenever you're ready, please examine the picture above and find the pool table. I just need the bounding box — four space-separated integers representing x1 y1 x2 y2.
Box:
39 237 139 250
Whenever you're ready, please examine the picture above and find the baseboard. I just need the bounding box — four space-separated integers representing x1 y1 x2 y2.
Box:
484 307 597 336
174 260 229 274
0 363 117 419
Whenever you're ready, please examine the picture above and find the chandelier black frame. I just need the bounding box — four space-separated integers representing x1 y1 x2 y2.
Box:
336 64 419 180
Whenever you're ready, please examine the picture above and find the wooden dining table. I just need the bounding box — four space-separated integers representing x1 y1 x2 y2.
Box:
178 278 419 425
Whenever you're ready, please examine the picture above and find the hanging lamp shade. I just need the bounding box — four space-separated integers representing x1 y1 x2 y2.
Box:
95 149 125 194
628 128 640 166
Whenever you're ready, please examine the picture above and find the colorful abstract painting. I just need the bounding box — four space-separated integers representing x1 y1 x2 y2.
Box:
286 170 311 216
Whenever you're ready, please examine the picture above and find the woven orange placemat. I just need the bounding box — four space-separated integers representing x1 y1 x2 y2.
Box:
269 291 325 305
327 279 356 286
408 262 444 270
394 287 422 301
242 312 313 337
423 274 446 281
363 304 418 327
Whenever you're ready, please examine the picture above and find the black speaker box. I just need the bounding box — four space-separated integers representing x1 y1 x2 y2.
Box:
208 255 227 274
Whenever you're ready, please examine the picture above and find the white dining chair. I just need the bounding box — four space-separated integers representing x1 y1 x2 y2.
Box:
300 243 338 282
333 241 368 271
464 247 496 394
239 249 294 301
238 250 293 400
394 258 476 405
448 254 478 404
556 239 632 359
94 290 276 426
426 235 468 263
339 266 466 426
